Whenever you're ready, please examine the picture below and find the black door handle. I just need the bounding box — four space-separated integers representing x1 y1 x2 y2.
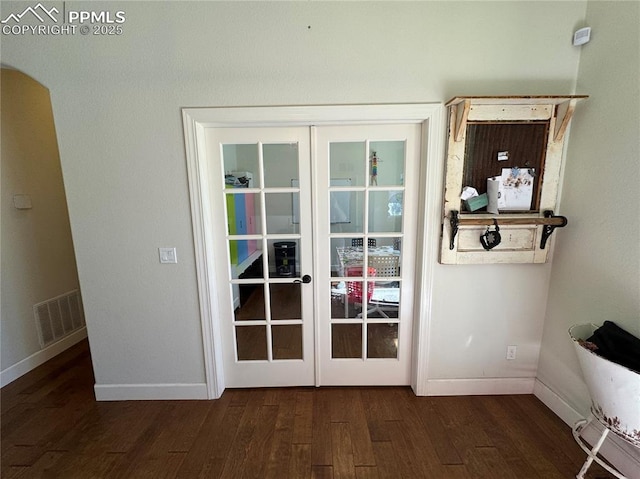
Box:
294 275 312 284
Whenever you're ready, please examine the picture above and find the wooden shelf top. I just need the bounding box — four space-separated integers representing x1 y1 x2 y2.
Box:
445 95 589 107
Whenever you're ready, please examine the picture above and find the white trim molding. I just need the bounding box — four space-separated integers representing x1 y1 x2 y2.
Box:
182 112 226 399
534 379 640 479
411 111 447 396
1 327 87 388
94 383 209 401
425 377 536 396
182 104 444 398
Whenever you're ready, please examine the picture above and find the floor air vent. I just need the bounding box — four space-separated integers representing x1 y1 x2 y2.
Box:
34 290 85 348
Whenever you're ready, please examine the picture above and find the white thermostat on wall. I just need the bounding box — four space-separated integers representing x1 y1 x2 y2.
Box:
573 27 591 46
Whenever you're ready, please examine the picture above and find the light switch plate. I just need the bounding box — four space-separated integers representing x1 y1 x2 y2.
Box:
159 247 177 264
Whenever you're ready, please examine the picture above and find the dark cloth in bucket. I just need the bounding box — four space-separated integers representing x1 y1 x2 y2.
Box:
586 321 640 374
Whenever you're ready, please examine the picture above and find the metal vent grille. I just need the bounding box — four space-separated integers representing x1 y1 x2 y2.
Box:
34 290 85 348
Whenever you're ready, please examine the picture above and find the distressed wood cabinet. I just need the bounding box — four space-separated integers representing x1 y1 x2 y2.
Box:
440 96 587 264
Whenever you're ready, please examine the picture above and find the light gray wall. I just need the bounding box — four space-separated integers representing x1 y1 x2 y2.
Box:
537 0 640 414
1 1 588 389
1 69 81 373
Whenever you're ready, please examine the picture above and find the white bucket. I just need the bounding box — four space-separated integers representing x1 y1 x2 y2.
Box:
569 323 640 447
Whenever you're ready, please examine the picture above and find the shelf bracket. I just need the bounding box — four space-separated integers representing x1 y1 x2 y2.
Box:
540 210 568 249
449 210 459 250
454 100 471 142
554 98 577 142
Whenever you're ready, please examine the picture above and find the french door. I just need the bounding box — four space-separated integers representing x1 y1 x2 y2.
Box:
206 127 315 387
205 123 421 388
315 124 420 385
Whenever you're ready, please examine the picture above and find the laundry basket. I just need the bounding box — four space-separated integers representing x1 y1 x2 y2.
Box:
569 323 640 479
345 266 376 304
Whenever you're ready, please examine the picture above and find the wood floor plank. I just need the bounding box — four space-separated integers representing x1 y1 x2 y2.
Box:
10 450 67 479
477 395 567 479
466 446 519 479
0 402 36 444
22 359 93 407
174 392 235 477
218 390 267 478
50 451 126 478
311 465 334 479
355 465 379 479
161 401 213 453
329 388 350 423
2 445 39 468
312 388 333 466
441 464 474 479
347 390 376 466
264 390 296 479
470 396 541 478
359 388 401 421
387 420 429 478
359 389 395 442
331 422 356 479
239 404 279 478
290 443 312 479
415 397 464 465
390 389 449 478
292 389 314 444
107 402 178 478
432 396 498 477
370 441 398 479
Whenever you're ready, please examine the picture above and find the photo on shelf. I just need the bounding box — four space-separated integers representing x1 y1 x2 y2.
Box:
487 168 535 214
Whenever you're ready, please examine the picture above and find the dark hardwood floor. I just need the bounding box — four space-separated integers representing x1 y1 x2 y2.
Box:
1 340 613 478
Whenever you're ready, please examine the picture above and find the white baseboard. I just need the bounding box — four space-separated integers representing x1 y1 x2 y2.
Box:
94 382 209 401
425 377 535 396
0 328 88 388
534 379 640 479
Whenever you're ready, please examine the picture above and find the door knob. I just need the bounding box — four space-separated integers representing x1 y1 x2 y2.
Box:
295 275 312 284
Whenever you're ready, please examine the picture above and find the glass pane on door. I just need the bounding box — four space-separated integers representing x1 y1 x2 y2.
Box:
272 325 303 360
233 283 266 321
367 323 398 358
268 239 300 279
265 193 300 234
223 144 261 187
236 325 267 361
263 143 299 188
369 141 405 187
330 142 366 186
226 193 262 235
270 283 301 320
332 324 362 359
368 190 403 233
329 190 364 233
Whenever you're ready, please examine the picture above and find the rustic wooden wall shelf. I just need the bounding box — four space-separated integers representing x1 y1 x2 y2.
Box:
441 95 587 264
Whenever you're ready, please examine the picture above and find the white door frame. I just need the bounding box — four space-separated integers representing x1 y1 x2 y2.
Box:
182 104 445 399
